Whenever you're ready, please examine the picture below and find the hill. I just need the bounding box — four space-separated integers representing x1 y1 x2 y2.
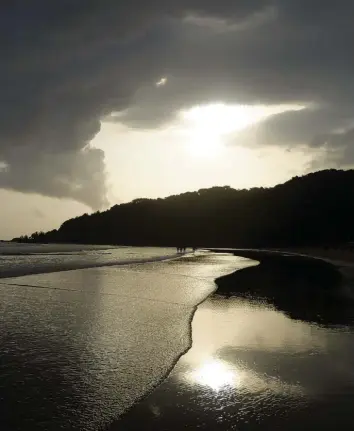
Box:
12 169 354 247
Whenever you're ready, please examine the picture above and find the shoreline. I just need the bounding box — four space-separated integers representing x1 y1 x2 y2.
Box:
0 252 240 430
209 249 354 325
116 253 354 430
3 250 353 429
207 247 350 288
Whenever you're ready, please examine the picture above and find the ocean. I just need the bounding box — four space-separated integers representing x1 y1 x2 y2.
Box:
0 249 240 430
0 243 177 278
1 247 354 430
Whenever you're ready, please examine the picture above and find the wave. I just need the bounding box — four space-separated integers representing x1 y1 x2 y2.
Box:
0 253 179 279
0 243 118 255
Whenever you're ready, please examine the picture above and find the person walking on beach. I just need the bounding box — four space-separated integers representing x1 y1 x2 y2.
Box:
176 246 188 253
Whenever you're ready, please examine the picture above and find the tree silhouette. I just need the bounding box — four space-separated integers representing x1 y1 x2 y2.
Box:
12 169 354 247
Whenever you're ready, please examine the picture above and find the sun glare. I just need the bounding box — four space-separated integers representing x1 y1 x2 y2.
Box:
183 103 265 134
191 359 241 391
181 103 304 158
188 130 223 158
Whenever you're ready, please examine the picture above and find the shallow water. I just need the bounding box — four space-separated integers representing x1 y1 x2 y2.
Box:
0 244 177 278
2 252 354 430
0 253 242 430
117 258 354 430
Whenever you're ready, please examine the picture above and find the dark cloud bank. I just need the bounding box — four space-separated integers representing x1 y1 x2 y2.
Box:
1 1 354 208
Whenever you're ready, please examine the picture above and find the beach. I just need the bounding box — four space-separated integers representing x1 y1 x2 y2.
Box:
0 250 244 430
1 248 354 429
117 251 354 430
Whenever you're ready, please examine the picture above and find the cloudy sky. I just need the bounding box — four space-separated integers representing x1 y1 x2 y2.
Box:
1 1 354 238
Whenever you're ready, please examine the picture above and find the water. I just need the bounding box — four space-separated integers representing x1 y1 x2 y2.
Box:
0 243 177 278
1 251 354 430
0 252 241 430
117 254 354 430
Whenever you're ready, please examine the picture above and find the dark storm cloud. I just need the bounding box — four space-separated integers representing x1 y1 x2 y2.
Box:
308 126 354 172
312 127 354 166
1 1 354 207
231 106 354 149
118 0 354 155
0 0 271 206
120 0 354 168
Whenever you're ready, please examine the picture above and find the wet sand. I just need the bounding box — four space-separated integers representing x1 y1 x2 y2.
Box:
116 252 354 430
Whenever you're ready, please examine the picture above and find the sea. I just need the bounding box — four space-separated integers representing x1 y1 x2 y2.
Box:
0 242 177 278
1 245 354 430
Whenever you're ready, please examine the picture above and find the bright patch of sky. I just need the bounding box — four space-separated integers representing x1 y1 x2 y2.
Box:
91 102 321 203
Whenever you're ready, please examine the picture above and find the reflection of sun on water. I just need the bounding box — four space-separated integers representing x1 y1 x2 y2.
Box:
192 360 241 391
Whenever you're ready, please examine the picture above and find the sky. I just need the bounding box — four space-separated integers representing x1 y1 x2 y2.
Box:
1 1 354 239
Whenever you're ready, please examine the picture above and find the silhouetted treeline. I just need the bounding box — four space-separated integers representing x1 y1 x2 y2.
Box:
12 169 354 247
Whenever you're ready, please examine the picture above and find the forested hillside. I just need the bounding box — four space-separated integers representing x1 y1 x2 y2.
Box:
13 170 354 248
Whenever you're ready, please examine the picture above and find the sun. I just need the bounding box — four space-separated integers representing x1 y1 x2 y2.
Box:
183 103 267 134
180 103 304 158
187 130 223 158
